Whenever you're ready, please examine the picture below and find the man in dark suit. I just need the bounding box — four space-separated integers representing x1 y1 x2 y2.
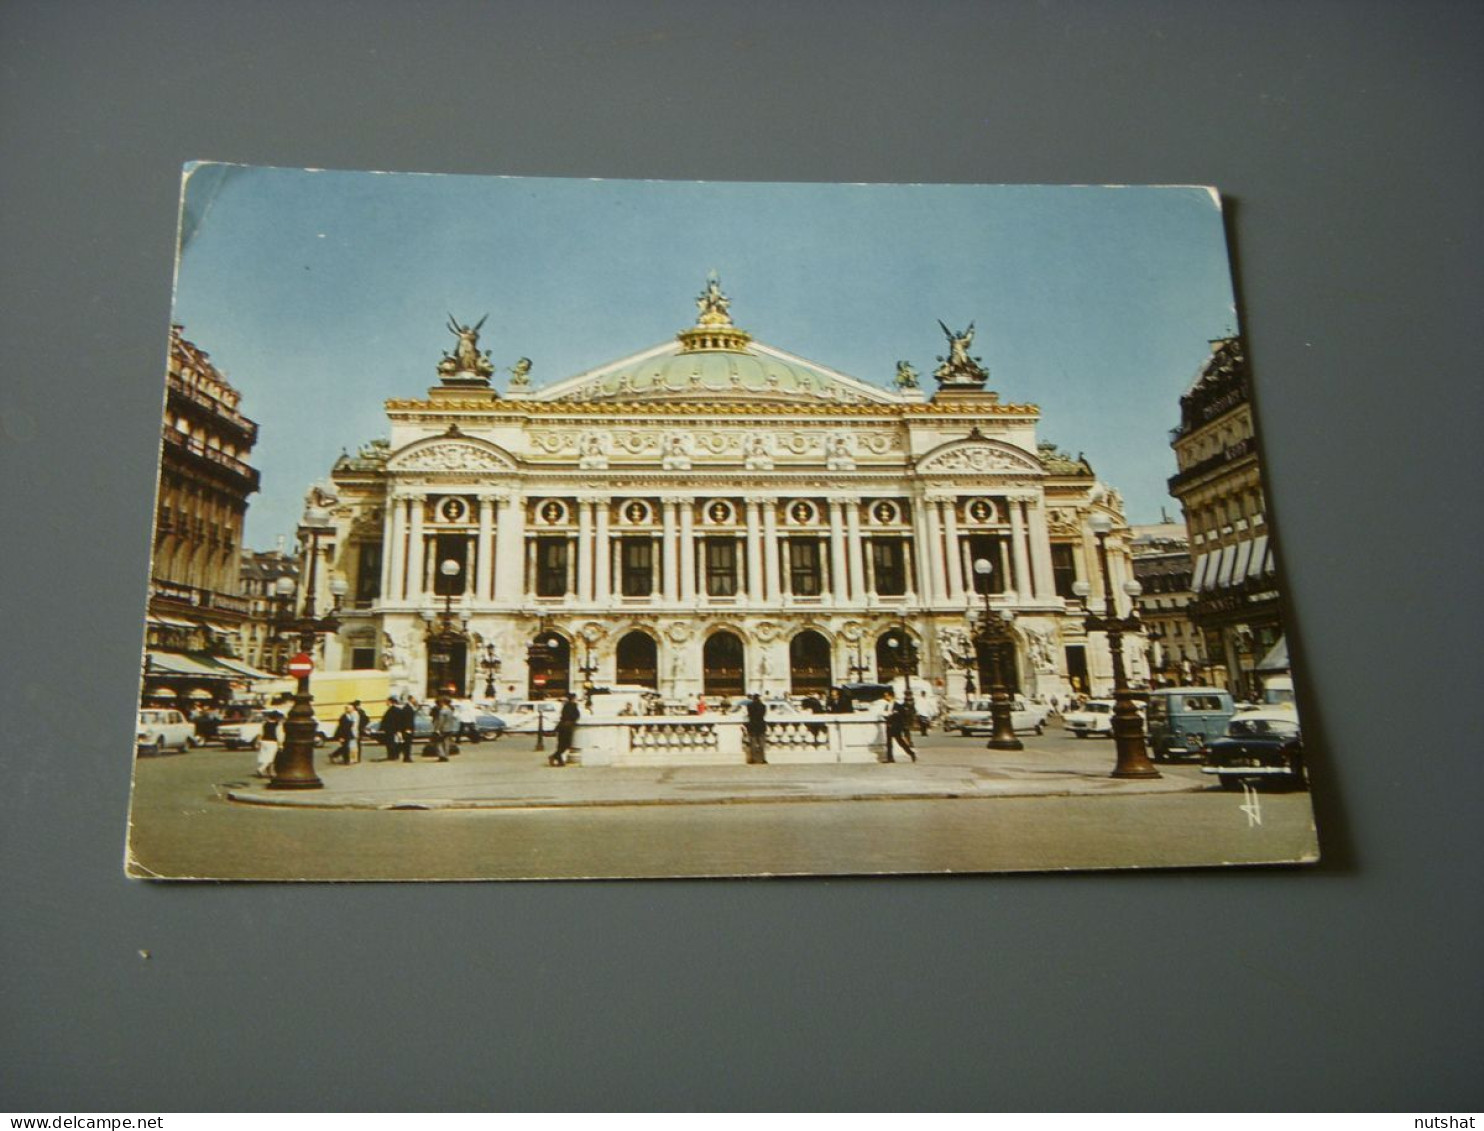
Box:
551 694 580 766
883 690 917 763
744 693 768 764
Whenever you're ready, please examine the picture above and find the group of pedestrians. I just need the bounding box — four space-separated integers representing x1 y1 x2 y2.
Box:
329 701 370 764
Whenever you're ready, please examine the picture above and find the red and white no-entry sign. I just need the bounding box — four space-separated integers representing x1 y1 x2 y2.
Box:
287 652 314 678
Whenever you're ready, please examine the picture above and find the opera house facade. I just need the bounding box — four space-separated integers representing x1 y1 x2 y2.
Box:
305 279 1147 708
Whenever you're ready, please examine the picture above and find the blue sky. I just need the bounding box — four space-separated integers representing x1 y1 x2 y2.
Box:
170 166 1237 547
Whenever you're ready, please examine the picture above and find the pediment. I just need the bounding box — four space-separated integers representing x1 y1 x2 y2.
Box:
386 436 519 473
917 438 1045 476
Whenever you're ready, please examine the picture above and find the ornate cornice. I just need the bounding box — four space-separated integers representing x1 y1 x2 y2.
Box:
385 398 1039 418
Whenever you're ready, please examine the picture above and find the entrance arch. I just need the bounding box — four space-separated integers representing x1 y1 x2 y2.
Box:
875 629 920 682
615 630 659 689
527 633 571 699
702 631 745 700
789 630 832 697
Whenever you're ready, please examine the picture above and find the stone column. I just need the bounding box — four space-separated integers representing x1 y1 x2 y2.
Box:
1027 496 1054 601
762 498 781 603
922 497 944 604
845 501 865 601
942 497 964 603
594 498 611 603
679 498 696 602
1010 498 1033 602
745 497 764 604
576 498 594 603
662 497 680 603
476 495 495 602
406 493 425 602
828 500 848 606
386 493 407 603
494 494 524 604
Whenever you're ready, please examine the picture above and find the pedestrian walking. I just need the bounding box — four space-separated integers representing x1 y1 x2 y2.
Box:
429 697 456 761
352 700 370 757
743 692 768 764
377 697 402 761
551 693 580 766
882 690 917 763
330 704 359 765
393 698 416 762
255 710 282 779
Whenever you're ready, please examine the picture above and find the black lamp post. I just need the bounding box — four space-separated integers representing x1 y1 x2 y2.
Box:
1072 514 1160 779
970 558 1023 751
882 629 918 712
480 643 502 700
267 506 346 790
578 641 598 707
525 618 561 750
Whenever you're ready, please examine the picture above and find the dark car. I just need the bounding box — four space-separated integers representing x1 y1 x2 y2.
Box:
1200 709 1306 791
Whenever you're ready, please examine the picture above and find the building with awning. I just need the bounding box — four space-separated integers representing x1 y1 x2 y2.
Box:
1167 336 1287 698
140 327 262 708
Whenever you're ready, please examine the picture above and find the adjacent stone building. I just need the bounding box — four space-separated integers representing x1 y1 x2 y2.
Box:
142 326 266 705
1129 522 1207 685
306 280 1147 707
1167 336 1284 698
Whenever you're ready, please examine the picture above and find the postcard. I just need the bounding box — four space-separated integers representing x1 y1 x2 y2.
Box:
125 166 1317 880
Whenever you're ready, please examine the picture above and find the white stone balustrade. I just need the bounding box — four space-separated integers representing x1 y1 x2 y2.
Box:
571 714 886 767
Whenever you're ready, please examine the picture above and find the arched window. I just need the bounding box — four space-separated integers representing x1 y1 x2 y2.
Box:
702 632 745 699
789 631 832 697
615 631 659 689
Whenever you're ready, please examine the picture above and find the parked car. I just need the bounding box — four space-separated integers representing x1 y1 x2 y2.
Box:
136 708 197 755
497 700 564 734
1200 710 1306 791
1064 699 1116 738
946 697 1049 736
218 711 266 750
1145 687 1236 761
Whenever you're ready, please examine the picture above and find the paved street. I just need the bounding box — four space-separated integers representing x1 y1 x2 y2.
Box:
125 723 1319 880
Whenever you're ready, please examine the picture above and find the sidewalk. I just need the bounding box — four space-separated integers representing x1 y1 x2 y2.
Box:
225 735 1208 811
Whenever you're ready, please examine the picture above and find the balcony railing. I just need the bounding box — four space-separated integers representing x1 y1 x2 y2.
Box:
161 426 262 492
1167 435 1255 494
166 372 259 444
151 578 253 617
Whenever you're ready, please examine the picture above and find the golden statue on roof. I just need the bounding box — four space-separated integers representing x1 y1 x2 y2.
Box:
696 271 733 326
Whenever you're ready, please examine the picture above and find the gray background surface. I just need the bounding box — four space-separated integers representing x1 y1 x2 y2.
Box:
2 0 1479 1111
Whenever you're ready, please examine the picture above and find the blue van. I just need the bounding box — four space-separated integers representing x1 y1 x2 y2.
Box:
1145 687 1236 761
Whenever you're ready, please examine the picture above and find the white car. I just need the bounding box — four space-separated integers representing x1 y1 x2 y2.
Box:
136 708 197 755
1064 700 1116 738
946 697 1049 736
497 700 565 733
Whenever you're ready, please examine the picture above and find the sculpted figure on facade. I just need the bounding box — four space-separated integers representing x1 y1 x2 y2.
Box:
696 271 731 324
507 357 532 391
662 433 693 470
438 314 495 378
744 433 774 470
934 319 989 387
578 432 609 470
826 434 855 471
894 360 920 390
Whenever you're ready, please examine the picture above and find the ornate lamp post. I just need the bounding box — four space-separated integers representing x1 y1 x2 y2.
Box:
267 506 346 790
578 644 599 707
525 618 562 750
1072 513 1160 779
970 558 1023 751
882 629 918 713
423 559 469 697
480 643 502 700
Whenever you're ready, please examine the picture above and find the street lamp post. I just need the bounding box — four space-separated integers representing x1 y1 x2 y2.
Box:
525 619 560 750
267 507 346 790
1073 514 1160 780
480 644 502 700
883 629 917 713
578 642 598 708
970 558 1023 751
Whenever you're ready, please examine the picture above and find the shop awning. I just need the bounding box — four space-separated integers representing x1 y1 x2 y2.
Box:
210 656 279 680
1249 534 1270 579
1192 552 1212 592
144 651 233 678
1257 635 1289 673
1214 545 1236 588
